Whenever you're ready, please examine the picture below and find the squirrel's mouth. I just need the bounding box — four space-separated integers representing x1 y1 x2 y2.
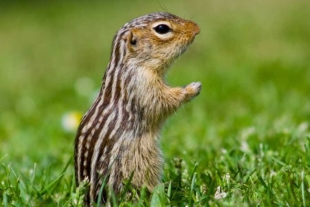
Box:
179 35 197 54
157 35 198 73
180 39 194 55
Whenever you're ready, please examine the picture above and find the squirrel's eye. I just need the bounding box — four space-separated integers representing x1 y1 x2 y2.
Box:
153 24 171 34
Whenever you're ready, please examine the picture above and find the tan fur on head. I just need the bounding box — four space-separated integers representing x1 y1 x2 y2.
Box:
123 16 200 73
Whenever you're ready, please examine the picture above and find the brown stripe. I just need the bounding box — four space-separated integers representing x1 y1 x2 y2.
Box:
90 109 119 202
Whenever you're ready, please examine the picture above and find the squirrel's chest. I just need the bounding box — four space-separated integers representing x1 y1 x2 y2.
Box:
113 132 163 190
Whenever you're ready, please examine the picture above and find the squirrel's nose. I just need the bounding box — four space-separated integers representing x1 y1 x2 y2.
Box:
194 25 200 35
188 21 200 35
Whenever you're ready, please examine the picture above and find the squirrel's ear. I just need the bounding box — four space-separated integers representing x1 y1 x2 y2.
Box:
123 30 137 50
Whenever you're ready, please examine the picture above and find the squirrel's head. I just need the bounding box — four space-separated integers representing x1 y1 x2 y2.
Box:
110 12 200 75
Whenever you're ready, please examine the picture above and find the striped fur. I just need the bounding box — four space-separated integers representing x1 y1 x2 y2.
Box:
74 12 201 205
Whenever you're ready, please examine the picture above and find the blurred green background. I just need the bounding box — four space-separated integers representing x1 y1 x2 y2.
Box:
1 0 310 165
0 0 310 204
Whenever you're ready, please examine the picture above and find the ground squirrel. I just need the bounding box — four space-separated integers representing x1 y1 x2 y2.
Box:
74 12 201 205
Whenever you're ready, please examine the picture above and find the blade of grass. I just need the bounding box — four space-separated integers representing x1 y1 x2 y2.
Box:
119 171 135 203
39 158 71 195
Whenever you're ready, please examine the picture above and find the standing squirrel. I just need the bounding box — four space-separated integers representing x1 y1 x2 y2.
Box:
74 12 201 205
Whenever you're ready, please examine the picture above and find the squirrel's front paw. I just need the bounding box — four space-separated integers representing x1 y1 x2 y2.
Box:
184 82 201 101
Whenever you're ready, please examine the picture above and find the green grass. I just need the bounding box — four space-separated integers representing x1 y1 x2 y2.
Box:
1 0 310 206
